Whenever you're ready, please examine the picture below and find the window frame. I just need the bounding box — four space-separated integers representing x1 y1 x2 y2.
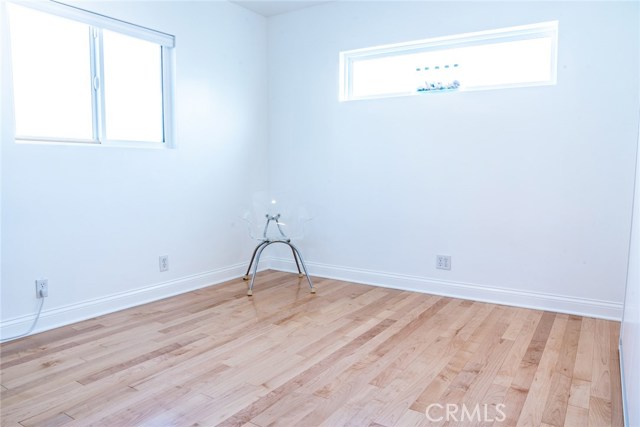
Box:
7 0 176 148
339 21 558 102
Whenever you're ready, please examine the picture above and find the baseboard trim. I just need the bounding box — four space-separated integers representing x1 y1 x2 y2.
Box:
270 257 623 320
0 262 259 341
1 257 622 341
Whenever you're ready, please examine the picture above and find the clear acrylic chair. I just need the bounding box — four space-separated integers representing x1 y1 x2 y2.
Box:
241 193 315 296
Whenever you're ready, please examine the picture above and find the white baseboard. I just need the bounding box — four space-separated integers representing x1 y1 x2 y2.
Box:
1 257 622 342
270 257 623 320
0 262 261 341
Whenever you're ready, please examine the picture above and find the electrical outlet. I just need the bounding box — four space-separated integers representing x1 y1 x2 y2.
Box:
436 255 451 270
159 255 169 272
35 279 48 298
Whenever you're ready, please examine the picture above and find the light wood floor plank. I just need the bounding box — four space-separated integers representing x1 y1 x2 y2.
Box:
515 314 568 427
574 316 596 381
589 396 612 427
493 309 543 390
540 315 582 426
564 404 589 426
494 311 557 427
568 378 591 409
0 271 623 427
591 319 612 401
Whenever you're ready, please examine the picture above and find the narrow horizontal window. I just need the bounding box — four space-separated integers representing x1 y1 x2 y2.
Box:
7 1 175 147
340 21 558 101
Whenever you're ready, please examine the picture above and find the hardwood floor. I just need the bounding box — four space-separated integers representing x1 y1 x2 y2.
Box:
0 271 623 427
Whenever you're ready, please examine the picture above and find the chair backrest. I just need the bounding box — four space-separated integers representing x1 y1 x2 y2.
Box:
241 192 312 241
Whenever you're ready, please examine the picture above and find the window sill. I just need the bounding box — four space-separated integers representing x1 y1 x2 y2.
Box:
15 138 173 149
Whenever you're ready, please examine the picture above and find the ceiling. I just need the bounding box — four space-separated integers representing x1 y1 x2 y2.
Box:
229 1 333 17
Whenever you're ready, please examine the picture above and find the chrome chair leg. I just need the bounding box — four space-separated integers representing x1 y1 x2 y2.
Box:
247 242 270 296
243 241 268 281
290 245 304 277
289 242 314 293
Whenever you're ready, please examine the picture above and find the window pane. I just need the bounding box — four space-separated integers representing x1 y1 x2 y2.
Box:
460 38 553 87
9 5 93 139
103 30 163 143
352 55 418 98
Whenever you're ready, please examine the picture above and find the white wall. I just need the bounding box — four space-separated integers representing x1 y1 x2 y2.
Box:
0 1 269 338
268 1 640 319
620 112 639 427
0 1 5 336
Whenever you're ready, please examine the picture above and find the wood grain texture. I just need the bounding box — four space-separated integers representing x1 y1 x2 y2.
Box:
0 271 623 427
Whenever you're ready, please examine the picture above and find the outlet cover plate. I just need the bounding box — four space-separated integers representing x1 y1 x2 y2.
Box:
436 255 451 270
159 255 169 272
